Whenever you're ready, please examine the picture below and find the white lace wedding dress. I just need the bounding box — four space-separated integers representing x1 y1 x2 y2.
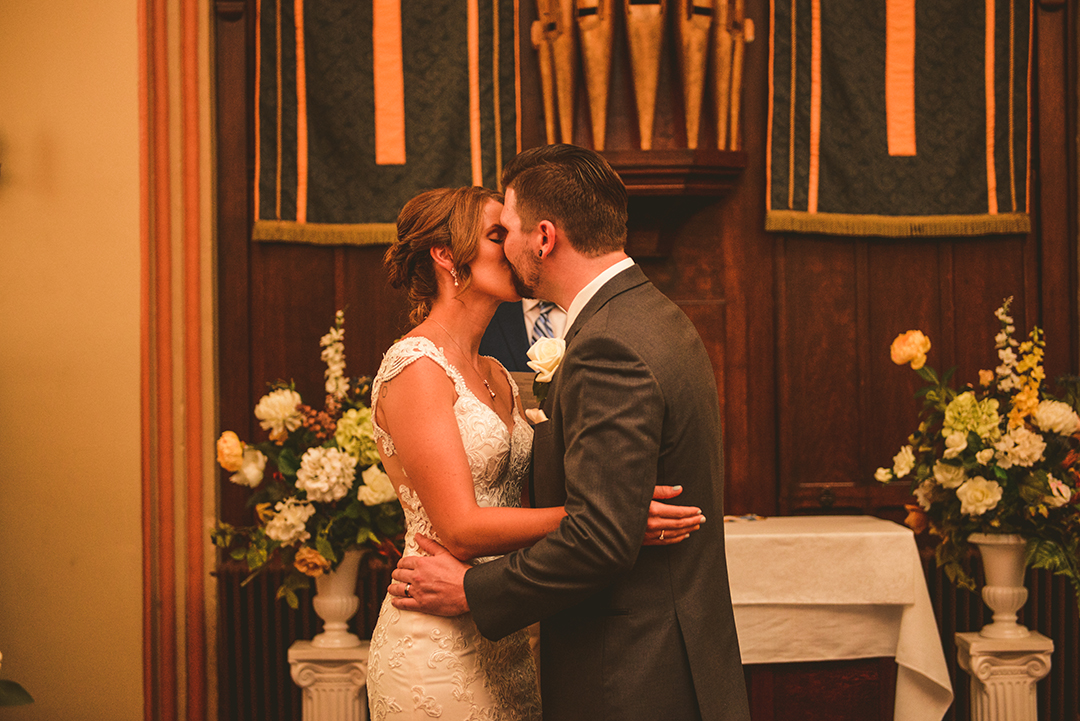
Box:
367 337 541 721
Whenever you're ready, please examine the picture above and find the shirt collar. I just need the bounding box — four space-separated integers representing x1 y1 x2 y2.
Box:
562 257 636 336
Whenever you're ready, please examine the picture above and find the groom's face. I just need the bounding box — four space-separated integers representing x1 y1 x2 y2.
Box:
500 188 542 297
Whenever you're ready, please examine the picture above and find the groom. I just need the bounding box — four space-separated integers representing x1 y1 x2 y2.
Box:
389 144 750 721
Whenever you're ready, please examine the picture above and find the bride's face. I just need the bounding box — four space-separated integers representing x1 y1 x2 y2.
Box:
466 199 521 303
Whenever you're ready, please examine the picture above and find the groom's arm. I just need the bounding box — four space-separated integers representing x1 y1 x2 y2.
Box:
464 333 664 639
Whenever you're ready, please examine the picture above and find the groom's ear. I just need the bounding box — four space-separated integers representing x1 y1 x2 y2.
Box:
537 220 556 259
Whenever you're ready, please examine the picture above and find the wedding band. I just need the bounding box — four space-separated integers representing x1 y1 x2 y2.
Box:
659 530 665 541
405 583 412 598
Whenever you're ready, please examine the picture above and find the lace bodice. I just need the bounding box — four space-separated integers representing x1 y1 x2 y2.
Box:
371 336 533 559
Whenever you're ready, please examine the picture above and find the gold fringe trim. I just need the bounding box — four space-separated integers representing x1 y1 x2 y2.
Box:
252 220 397 246
765 211 1031 237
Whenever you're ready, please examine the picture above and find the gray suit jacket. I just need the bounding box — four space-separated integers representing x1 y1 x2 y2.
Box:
464 266 750 721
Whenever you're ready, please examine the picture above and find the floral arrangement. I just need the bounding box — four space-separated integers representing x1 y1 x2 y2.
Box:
877 298 1080 605
212 311 404 607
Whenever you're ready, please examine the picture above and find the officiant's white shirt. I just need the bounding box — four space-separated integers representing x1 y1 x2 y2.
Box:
562 257 636 337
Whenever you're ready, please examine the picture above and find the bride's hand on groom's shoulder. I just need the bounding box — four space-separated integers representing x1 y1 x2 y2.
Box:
643 485 706 546
389 536 470 616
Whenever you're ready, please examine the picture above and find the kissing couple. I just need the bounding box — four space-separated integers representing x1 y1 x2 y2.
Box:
365 144 749 721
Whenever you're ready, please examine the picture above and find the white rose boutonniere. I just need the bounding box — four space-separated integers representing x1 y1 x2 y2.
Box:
527 337 566 409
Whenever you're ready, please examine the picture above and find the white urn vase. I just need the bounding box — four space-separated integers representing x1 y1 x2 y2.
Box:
310 548 364 648
969 533 1030 639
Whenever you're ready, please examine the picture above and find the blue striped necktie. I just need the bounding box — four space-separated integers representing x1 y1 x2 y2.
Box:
531 301 557 343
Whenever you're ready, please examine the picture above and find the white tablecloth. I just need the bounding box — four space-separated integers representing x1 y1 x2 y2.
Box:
725 515 953 721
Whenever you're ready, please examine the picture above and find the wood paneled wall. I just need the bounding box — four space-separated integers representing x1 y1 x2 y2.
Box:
214 1 1077 719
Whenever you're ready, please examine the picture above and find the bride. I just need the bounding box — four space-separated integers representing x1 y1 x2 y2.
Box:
366 186 703 721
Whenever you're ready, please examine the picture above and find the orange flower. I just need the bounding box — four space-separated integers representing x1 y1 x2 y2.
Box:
294 547 332 578
904 504 930 534
216 431 245 472
891 330 932 370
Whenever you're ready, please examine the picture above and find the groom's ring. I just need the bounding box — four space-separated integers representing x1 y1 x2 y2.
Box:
405 583 412 598
659 530 665 541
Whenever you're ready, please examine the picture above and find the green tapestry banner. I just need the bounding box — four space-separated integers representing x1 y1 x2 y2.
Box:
254 0 519 246
766 0 1031 237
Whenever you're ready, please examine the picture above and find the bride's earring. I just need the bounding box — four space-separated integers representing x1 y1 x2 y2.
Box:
450 268 459 287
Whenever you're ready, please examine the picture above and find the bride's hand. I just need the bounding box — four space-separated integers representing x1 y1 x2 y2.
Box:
643 485 705 546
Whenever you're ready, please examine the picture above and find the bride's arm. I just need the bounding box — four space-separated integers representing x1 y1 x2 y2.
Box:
378 358 566 560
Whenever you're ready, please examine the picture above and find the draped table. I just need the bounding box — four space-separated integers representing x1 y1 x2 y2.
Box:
725 515 954 721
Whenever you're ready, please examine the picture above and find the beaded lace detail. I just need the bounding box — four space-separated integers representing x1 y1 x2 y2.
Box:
367 336 540 721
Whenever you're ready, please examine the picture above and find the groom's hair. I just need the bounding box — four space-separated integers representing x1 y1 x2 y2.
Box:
501 144 627 256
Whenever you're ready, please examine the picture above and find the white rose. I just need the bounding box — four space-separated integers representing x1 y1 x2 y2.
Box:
976 448 995 465
956 476 1003 516
943 432 968 459
1045 475 1074 508
296 446 358 503
357 465 397 506
1032 400 1080 436
229 447 266 488
933 460 966 489
264 498 316 546
527 337 566 383
254 388 303 441
892 445 915 478
874 467 893 483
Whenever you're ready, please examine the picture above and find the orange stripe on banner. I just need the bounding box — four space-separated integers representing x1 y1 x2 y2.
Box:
1025 0 1032 211
254 0 262 220
373 0 406 165
275 0 283 219
295 0 308 221
181 1 206 718
885 0 916 156
766 0 775 211
985 0 998 214
807 0 821 213
492 0 503 189
787 0 796 209
469 0 482 186
137 3 153 719
515 0 522 154
1007 0 1016 211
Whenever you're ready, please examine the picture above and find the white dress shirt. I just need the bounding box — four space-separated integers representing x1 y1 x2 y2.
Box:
562 257 636 336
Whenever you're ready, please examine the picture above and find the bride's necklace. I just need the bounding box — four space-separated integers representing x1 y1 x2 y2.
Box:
430 318 497 402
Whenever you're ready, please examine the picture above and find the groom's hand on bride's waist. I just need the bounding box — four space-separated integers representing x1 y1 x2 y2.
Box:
389 536 470 616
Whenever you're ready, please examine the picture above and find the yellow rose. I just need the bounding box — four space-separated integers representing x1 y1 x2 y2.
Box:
527 337 566 383
216 431 245 472
293 546 332 578
890 330 931 369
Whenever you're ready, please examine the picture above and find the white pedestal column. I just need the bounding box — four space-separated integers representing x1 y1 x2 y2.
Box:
955 631 1053 721
288 640 370 721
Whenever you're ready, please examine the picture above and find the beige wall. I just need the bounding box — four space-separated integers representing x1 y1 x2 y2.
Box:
0 1 144 719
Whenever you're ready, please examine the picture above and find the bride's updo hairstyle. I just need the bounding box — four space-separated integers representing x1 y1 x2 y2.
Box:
385 186 502 326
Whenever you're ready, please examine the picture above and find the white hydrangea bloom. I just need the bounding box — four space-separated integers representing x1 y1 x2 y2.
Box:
933 460 967 489
229 447 267 488
296 446 358 503
265 498 316 545
254 388 303 440
1032 400 1080 437
357 465 397 506
956 476 1003 516
914 479 936 511
994 427 1047 469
